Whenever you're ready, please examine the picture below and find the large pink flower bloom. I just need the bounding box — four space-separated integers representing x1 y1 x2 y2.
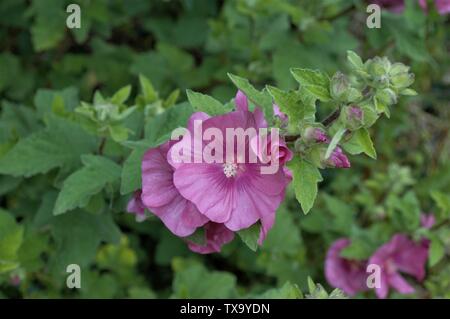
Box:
132 91 292 253
325 239 368 296
168 92 292 243
368 234 429 298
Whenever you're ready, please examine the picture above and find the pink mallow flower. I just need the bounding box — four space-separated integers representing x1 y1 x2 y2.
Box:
130 91 292 253
168 91 292 243
368 234 429 298
325 238 369 296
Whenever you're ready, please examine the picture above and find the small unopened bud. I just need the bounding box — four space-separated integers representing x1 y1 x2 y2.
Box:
330 72 350 101
321 146 351 169
367 56 391 76
376 88 397 105
343 105 364 130
303 127 329 144
390 72 415 90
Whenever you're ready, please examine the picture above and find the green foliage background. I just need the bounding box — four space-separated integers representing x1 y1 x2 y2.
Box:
0 0 449 298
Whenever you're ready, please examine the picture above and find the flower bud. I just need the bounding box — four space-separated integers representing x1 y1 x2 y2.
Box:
367 57 391 88
390 72 415 90
367 56 391 76
303 127 329 144
330 72 350 101
343 105 364 130
321 146 351 169
376 88 397 106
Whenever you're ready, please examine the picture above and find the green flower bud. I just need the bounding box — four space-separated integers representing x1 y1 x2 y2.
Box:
330 72 351 101
376 88 397 106
390 72 415 90
388 62 414 89
343 105 364 130
303 127 329 144
367 56 391 77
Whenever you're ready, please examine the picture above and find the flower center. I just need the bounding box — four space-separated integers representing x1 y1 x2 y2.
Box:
223 163 238 178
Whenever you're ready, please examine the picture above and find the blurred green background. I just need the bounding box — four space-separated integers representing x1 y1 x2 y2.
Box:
0 0 449 298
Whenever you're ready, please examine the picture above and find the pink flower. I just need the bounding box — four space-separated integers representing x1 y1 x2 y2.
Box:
325 239 369 296
137 91 292 253
141 139 209 237
327 146 351 168
420 213 436 229
368 234 429 298
126 190 147 222
187 222 235 254
168 92 292 244
314 129 329 143
419 0 450 14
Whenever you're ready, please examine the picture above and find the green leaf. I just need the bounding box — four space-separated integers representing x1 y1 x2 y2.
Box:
237 223 261 252
429 237 445 267
227 73 274 120
186 89 230 115
400 88 418 96
325 127 346 159
266 86 315 125
34 87 79 116
172 260 236 298
110 85 131 105
163 89 180 108
53 155 121 215
50 210 121 273
290 68 331 102
0 210 24 273
144 102 193 146
139 74 158 103
347 50 364 71
340 238 374 260
374 96 390 118
290 157 323 214
108 125 129 142
18 233 48 272
342 128 377 159
430 191 450 219
0 116 97 177
259 281 303 299
120 147 146 195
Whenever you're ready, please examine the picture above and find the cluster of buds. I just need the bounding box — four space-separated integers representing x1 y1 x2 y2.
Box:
76 86 136 142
